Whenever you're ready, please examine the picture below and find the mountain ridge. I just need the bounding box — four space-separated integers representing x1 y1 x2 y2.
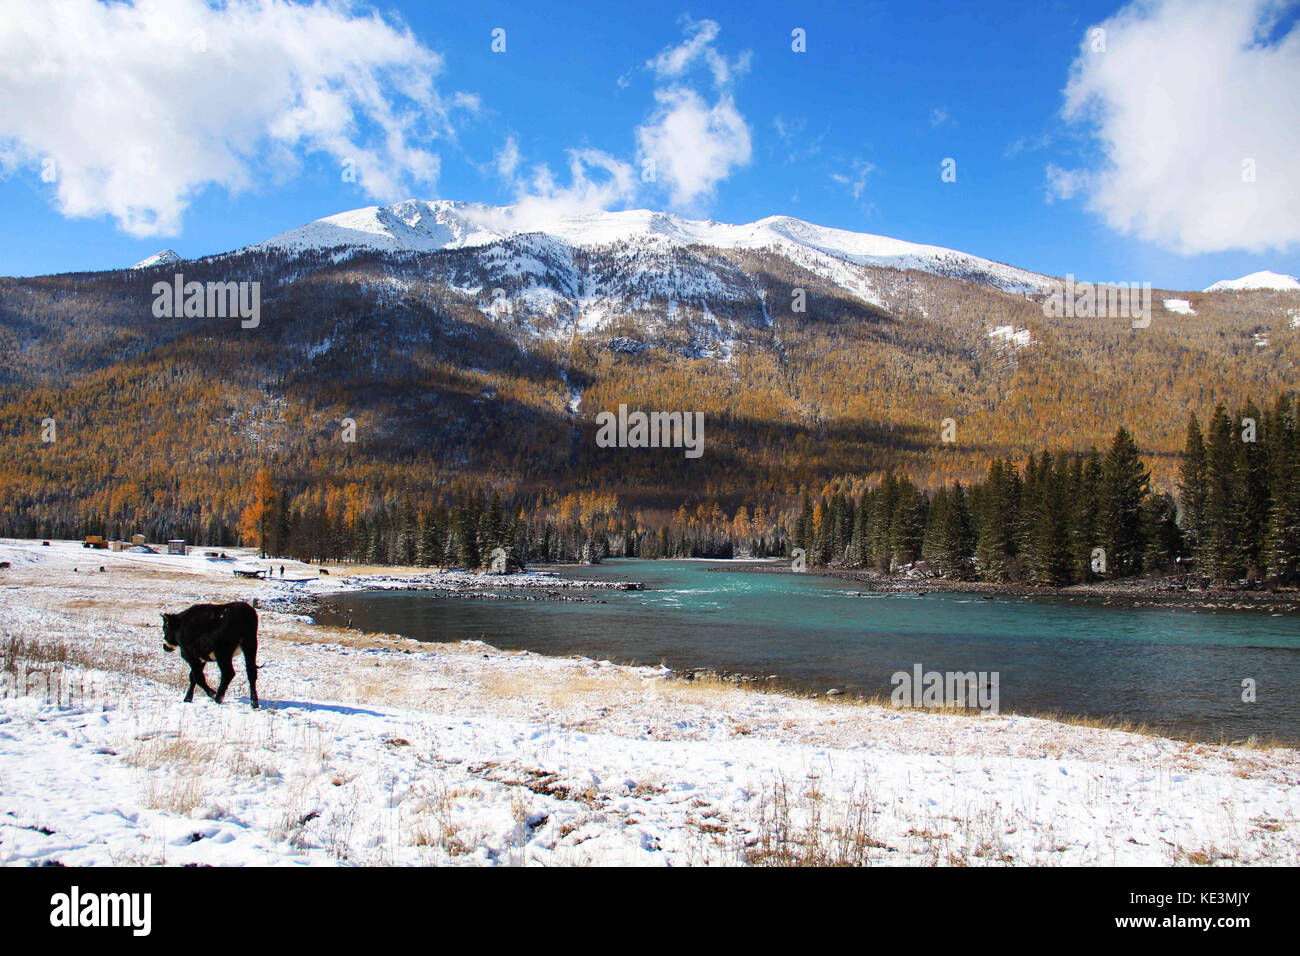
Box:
118 201 1298 301
245 199 1057 296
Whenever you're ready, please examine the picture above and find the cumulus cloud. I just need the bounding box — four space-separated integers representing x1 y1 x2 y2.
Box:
636 19 752 208
1051 0 1300 255
488 19 751 220
637 88 751 208
0 0 470 237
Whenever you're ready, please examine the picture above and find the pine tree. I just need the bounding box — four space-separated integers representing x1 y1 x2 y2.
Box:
1141 492 1183 572
453 500 481 568
1069 450 1102 581
1231 399 1269 583
1030 454 1073 585
1266 395 1300 584
1099 427 1150 577
976 459 1013 581
890 479 926 570
1204 406 1239 583
1177 413 1208 573
868 474 898 571
846 494 868 567
931 481 974 578
793 494 813 554
922 485 950 569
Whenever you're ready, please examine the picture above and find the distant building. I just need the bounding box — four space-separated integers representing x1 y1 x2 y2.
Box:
167 540 187 555
131 533 146 546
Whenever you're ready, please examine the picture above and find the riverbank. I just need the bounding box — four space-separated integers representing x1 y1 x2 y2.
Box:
715 561 1300 613
2 538 1298 866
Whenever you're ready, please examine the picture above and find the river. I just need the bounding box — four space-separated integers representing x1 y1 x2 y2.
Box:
311 559 1300 743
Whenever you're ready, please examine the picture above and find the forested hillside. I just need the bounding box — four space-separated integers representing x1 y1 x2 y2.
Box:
2 229 1297 586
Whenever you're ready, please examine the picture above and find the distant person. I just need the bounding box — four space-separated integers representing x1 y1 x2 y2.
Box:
279 565 284 576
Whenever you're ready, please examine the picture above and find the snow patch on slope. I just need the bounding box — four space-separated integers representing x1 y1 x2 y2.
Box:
988 325 1031 349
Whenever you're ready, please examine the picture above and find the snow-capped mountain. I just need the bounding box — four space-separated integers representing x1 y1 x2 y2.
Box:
1203 271 1300 292
250 199 1056 296
131 249 183 270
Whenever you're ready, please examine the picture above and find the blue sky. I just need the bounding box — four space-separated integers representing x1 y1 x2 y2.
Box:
1 0 1297 289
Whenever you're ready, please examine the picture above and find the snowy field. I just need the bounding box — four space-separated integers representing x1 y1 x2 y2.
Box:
2 538 1297 866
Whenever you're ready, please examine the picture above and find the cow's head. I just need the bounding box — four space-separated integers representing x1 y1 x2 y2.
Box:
160 613 178 652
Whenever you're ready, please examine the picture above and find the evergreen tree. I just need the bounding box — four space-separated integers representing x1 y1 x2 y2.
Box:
453 500 481 568
1177 413 1208 573
793 494 813 554
846 494 868 567
1266 395 1300 584
1030 454 1073 585
1141 492 1183 572
1099 427 1150 576
929 481 974 578
1069 450 1102 581
1230 399 1269 583
1204 406 1239 583
976 459 1014 581
890 479 926 570
868 473 899 571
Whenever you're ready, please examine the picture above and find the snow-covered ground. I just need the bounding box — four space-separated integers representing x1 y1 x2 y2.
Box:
988 325 1032 349
2 538 1297 866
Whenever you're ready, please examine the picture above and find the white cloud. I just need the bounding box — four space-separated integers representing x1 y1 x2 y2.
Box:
1044 164 1091 202
0 0 470 237
647 17 750 89
495 136 522 180
489 22 756 223
930 107 954 129
1005 131 1054 158
1051 0 1300 255
831 159 876 203
493 141 636 228
637 88 752 208
636 20 752 208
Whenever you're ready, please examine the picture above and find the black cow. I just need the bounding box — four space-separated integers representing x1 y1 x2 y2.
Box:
160 602 260 709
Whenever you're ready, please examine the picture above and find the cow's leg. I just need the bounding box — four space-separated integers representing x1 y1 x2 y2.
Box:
187 668 217 701
213 655 235 703
184 653 218 700
243 642 259 710
182 650 198 702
